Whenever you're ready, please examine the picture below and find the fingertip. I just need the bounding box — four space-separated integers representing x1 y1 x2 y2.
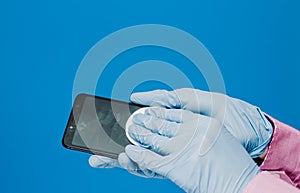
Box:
125 145 142 162
127 124 137 136
144 106 162 115
125 145 162 170
88 155 117 168
132 113 150 125
88 155 101 168
118 152 130 163
125 144 139 152
129 92 139 102
130 92 147 104
118 152 137 172
130 90 169 106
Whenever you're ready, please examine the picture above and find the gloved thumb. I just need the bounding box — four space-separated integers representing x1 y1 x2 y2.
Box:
130 90 179 108
88 155 119 168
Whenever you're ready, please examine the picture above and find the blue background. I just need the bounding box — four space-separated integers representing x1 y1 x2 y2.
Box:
1 0 299 193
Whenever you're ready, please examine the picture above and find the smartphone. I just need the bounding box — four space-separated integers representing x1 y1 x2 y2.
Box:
62 94 145 159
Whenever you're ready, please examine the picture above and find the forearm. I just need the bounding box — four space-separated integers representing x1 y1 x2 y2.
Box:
243 171 300 193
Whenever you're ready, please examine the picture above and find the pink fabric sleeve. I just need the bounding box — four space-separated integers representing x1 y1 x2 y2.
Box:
260 114 300 189
243 171 300 193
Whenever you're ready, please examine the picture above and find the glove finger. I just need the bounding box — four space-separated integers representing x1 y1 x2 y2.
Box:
88 155 120 168
130 88 227 118
130 90 179 108
133 114 180 137
118 152 138 171
172 88 228 117
125 145 163 173
118 153 164 179
128 124 171 155
145 107 194 123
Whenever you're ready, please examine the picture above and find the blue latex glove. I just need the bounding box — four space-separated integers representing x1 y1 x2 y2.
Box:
130 88 273 158
125 107 260 193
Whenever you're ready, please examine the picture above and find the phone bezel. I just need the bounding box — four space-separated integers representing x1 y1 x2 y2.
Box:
62 93 145 159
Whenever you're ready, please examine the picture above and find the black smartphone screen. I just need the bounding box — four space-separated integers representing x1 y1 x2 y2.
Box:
63 94 143 158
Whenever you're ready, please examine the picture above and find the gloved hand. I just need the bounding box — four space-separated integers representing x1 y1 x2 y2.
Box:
88 88 272 176
130 88 273 158
125 106 260 193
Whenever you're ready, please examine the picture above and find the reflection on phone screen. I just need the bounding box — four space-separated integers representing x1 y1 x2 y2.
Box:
72 97 140 155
